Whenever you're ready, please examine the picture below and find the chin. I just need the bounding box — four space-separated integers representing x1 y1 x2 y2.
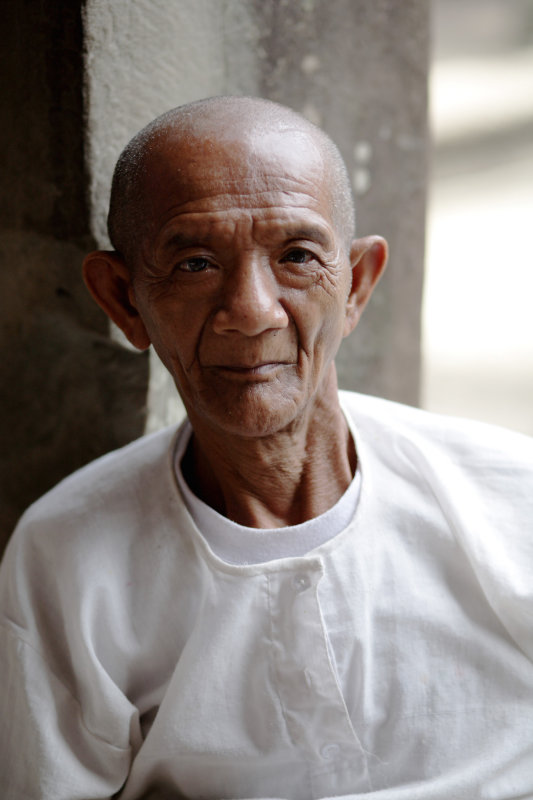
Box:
192 383 306 439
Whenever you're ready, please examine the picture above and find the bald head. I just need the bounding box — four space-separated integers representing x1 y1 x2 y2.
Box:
107 97 355 266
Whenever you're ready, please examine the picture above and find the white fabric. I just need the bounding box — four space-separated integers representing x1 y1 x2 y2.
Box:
1 391 533 800
174 419 362 565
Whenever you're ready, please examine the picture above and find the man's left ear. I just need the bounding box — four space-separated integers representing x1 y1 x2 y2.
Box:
343 235 388 337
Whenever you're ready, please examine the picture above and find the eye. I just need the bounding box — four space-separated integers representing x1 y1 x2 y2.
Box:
176 256 211 273
282 248 314 265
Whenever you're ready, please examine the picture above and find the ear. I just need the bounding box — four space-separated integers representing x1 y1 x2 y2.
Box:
343 235 388 337
82 251 151 351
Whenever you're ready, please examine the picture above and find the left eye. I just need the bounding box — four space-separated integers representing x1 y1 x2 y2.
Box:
282 248 313 264
176 257 211 272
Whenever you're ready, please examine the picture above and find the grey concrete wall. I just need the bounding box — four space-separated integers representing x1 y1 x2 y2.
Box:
84 0 429 431
0 1 148 554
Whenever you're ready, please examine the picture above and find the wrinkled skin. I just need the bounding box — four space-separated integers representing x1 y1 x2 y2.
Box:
132 129 355 439
83 116 387 527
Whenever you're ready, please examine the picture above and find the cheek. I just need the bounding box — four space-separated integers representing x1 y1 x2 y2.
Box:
294 290 347 357
138 295 203 372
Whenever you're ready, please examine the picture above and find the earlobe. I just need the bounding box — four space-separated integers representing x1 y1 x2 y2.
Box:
82 251 151 351
343 235 388 337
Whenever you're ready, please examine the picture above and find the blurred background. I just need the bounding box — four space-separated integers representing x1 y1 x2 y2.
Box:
423 0 533 435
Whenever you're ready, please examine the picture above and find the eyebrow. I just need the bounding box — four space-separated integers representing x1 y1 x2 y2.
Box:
281 226 332 248
161 232 206 251
160 223 334 252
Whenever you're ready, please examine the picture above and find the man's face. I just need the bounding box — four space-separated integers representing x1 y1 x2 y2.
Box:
128 127 355 438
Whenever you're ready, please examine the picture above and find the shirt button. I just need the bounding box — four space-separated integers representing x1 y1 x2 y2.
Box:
320 743 340 761
293 574 311 592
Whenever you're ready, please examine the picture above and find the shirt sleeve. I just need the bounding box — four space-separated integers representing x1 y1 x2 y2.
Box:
0 620 131 799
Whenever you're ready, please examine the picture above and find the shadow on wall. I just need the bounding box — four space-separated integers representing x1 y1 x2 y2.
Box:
0 231 149 556
0 3 149 556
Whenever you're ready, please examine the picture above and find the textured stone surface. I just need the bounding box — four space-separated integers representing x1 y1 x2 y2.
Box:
84 0 429 430
0 1 148 553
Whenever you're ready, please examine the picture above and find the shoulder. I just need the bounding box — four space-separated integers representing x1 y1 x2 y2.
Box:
24 424 179 521
340 390 533 534
0 421 193 643
339 390 533 469
4 423 186 572
341 391 533 593
340 392 533 653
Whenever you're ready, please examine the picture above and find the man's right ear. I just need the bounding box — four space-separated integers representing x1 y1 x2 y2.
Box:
82 251 151 351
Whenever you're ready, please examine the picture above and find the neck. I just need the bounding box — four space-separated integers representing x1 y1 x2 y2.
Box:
182 378 356 529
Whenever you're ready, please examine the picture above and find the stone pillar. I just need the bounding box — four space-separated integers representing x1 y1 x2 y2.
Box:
0 1 148 553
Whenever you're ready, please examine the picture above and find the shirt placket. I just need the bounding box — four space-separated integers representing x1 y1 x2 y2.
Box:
267 559 372 797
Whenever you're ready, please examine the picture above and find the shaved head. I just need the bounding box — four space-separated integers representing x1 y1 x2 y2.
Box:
107 96 355 266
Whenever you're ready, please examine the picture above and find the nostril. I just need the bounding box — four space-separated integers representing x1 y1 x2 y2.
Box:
212 301 288 336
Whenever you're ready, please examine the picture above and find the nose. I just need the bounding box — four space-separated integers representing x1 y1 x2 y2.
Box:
212 256 289 336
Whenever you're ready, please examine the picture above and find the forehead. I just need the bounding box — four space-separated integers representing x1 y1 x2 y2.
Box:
140 127 336 231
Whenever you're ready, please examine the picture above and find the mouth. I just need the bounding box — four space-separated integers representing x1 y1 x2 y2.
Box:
206 362 293 380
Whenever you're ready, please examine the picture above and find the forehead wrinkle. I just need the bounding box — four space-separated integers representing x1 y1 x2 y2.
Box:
154 190 331 227
157 205 336 244
142 147 327 213
153 177 324 206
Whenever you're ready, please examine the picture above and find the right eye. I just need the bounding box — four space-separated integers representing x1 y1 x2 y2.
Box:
176 257 211 273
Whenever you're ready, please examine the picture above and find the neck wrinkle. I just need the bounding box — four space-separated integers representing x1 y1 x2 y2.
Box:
183 387 355 529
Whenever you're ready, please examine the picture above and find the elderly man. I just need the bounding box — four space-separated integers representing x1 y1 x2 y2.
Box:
1 96 532 800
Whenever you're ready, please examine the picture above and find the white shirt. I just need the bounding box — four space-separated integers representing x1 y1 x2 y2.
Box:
1 391 533 799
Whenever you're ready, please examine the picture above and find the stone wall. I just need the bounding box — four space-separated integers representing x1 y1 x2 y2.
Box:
0 1 148 553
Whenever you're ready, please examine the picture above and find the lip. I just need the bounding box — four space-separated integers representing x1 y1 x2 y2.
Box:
206 362 292 379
